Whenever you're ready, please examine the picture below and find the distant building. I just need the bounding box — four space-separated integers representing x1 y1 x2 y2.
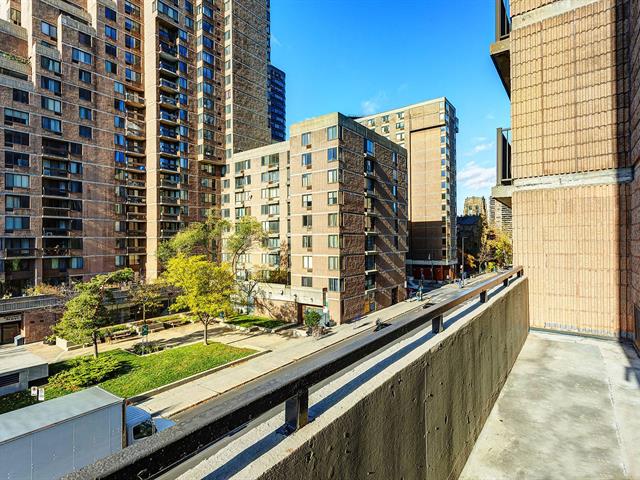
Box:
268 65 286 142
457 215 483 260
463 197 487 217
356 98 459 281
488 197 512 236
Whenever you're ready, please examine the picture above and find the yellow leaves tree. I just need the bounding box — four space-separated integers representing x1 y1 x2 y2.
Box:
161 254 235 345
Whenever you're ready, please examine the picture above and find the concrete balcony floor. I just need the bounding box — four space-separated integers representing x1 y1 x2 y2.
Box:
461 331 640 479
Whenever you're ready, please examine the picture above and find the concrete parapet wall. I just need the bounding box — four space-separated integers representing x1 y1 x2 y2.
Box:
254 278 530 480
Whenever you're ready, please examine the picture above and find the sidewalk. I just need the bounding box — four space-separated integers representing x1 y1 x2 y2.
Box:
138 273 499 418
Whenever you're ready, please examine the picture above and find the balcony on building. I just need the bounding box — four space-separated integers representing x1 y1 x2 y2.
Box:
490 0 511 97
491 127 513 208
42 238 82 257
158 41 178 61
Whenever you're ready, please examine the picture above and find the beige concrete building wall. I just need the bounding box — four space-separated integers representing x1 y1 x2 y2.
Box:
357 98 458 281
502 0 635 338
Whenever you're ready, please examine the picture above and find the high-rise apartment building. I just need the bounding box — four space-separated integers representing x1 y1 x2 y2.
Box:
356 98 458 281
221 113 408 323
267 64 286 142
0 0 276 294
463 196 487 217
490 0 639 342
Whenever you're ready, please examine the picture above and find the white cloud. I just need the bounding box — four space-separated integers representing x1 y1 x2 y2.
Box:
472 136 488 143
485 113 496 120
360 91 387 116
271 34 282 48
458 161 496 190
464 141 494 157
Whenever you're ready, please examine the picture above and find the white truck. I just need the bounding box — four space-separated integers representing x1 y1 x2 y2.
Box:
0 386 174 480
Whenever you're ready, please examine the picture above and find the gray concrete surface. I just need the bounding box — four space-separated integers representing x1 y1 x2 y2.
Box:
460 331 640 480
173 277 529 480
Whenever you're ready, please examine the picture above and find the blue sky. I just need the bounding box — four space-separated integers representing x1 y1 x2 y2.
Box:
270 0 511 212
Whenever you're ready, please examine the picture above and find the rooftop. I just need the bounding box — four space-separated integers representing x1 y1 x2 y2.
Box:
461 331 640 479
0 347 47 376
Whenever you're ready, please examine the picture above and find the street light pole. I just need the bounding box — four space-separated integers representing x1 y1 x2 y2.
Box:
460 236 465 287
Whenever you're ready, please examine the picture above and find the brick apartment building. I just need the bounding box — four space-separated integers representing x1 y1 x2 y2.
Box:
490 0 640 342
356 98 458 281
221 113 408 324
0 0 276 296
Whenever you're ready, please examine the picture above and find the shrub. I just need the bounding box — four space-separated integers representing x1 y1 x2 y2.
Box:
130 342 164 356
48 356 124 392
304 309 322 328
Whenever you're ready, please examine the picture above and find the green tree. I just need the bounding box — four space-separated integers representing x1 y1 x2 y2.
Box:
157 212 228 265
130 282 164 325
162 254 235 344
53 269 134 357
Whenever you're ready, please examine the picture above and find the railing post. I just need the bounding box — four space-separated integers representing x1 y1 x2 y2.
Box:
517 269 523 278
503 278 509 287
480 290 488 303
432 315 444 334
285 388 309 433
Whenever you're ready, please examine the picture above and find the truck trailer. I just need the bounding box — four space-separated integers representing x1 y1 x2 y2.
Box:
0 386 174 479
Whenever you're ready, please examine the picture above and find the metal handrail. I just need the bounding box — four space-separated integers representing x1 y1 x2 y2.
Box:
65 267 523 480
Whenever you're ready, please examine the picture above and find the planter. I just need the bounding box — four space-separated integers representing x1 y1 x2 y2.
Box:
55 336 84 351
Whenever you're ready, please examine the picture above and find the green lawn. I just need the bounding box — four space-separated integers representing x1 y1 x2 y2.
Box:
226 315 288 330
0 342 256 415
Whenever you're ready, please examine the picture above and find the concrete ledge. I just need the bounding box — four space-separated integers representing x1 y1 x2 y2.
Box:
249 278 530 480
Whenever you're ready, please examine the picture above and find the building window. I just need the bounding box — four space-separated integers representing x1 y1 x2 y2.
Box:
303 256 313 270
105 25 117 41
302 173 312 187
301 132 311 145
328 278 341 292
5 152 30 168
302 194 312 208
301 277 313 287
4 130 29 147
105 60 118 74
302 235 312 248
79 31 92 46
79 88 92 101
72 48 93 65
5 173 29 188
4 108 28 126
12 89 29 104
5 194 29 210
105 43 118 56
327 169 339 184
328 256 339 271
104 6 117 21
79 107 93 120
328 235 339 248
40 56 61 74
302 215 312 227
42 116 62 133
78 70 92 84
302 153 312 166
5 216 30 231
41 21 57 39
327 125 338 140
382 115 389 123
396 121 404 130
327 147 338 162
397 111 404 119
327 191 338 205
328 213 338 227
41 77 61 95
364 138 375 155
79 126 92 138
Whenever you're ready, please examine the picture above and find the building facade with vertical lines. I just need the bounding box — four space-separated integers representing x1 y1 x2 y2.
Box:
490 0 640 343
